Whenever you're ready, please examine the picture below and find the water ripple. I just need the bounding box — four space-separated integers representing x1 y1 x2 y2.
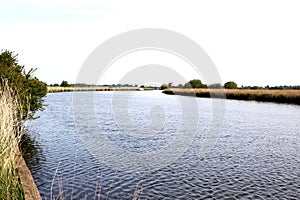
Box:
23 91 300 199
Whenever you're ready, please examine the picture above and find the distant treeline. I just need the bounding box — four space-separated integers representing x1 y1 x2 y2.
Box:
161 79 300 105
49 81 143 88
161 80 239 90
161 79 300 90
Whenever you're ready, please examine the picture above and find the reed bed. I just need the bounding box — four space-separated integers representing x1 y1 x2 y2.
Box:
0 80 25 199
163 88 300 105
47 86 139 93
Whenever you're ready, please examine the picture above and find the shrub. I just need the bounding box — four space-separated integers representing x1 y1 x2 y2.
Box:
224 81 238 89
0 50 47 119
183 82 192 88
187 79 207 88
160 84 168 90
60 80 70 87
208 83 222 89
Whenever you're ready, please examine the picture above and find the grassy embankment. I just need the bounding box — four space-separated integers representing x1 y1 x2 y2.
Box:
47 86 157 93
0 81 25 199
47 86 140 93
163 88 300 105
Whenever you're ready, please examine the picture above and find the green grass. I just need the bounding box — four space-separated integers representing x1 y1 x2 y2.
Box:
0 163 24 200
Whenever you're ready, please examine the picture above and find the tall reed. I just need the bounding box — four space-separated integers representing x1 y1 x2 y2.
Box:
0 80 25 199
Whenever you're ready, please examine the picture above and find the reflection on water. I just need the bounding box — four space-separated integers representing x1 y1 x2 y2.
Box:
25 91 300 199
21 132 45 179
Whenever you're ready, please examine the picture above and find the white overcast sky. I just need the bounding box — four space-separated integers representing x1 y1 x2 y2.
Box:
1 0 300 86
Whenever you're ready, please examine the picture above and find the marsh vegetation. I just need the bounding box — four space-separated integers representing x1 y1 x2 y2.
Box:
163 88 300 105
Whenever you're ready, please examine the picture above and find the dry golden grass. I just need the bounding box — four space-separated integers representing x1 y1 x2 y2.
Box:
226 89 300 97
0 80 24 199
163 88 300 104
0 82 22 171
210 89 299 97
165 88 300 97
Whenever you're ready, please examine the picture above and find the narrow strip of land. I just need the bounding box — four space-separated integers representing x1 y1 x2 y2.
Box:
47 86 140 93
163 88 300 105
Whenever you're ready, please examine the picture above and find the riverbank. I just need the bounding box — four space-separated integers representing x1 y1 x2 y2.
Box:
15 155 41 200
162 88 300 105
0 81 41 200
47 86 158 93
0 82 25 199
47 86 140 93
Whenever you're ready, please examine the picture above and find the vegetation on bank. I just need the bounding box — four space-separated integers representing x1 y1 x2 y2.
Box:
0 50 47 119
161 79 300 91
0 80 25 199
47 84 157 93
0 50 46 199
161 79 300 104
161 80 238 89
162 88 300 105
49 81 140 88
47 86 141 93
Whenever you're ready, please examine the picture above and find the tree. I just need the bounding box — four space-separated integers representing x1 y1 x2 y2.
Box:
177 84 184 88
60 80 70 87
224 81 238 89
187 79 207 88
160 84 168 90
184 82 192 88
0 50 47 119
188 79 202 88
208 83 222 89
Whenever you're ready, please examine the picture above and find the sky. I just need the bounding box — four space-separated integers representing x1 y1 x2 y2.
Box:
1 0 300 87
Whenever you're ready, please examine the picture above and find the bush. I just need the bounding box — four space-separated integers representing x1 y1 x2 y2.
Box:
208 83 222 89
0 50 47 119
60 80 70 87
224 81 238 89
183 82 192 88
188 79 201 88
160 84 168 90
187 79 207 88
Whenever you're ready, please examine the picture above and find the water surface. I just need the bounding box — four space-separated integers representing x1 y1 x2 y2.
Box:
24 91 300 199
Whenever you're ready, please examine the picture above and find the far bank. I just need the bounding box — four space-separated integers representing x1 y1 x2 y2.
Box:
163 88 300 105
47 86 157 93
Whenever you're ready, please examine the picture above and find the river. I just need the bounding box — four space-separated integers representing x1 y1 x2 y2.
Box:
24 91 300 199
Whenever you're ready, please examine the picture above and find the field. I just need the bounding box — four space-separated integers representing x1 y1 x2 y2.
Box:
163 88 300 105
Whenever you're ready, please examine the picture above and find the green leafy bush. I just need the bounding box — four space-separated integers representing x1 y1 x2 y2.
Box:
224 81 238 89
188 79 207 88
60 80 70 87
0 50 47 119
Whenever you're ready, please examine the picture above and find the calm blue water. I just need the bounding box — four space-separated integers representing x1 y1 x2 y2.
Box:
24 91 300 199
